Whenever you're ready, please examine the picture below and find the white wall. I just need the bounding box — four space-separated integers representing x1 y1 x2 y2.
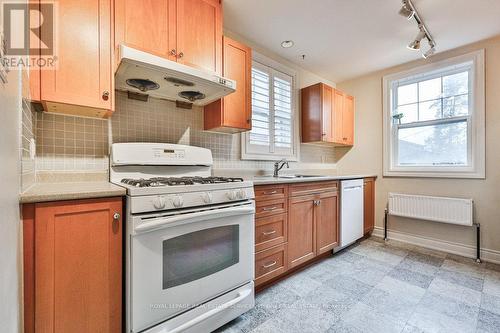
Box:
0 68 22 331
337 36 500 255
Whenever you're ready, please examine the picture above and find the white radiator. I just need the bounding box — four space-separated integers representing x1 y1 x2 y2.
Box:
388 193 473 226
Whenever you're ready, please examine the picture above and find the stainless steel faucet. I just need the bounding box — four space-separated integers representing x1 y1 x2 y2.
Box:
273 159 289 177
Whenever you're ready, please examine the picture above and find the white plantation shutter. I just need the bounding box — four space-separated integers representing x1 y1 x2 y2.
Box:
245 60 296 159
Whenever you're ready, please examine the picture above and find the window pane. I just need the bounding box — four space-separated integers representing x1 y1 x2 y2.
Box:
418 77 441 101
443 94 469 117
419 100 442 121
443 71 468 97
397 83 417 105
250 67 270 147
396 103 418 124
398 121 468 166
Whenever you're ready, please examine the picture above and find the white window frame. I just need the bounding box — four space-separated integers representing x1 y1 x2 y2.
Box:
383 49 485 179
241 52 300 161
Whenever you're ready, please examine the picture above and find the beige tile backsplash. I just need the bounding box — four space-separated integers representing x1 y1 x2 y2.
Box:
24 91 337 182
20 100 36 191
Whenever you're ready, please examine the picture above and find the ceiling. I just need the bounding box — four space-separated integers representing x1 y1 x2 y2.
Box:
223 0 500 82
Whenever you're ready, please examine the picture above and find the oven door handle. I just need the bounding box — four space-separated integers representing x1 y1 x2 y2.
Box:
135 205 255 233
167 287 253 333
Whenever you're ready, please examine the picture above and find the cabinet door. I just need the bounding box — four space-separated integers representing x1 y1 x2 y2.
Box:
35 198 122 333
41 0 112 111
204 37 252 131
114 0 175 63
343 95 355 145
176 0 222 73
363 178 375 235
288 195 316 268
316 191 339 254
322 84 333 142
333 89 345 143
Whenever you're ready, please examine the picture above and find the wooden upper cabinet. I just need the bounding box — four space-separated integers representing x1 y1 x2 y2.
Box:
301 83 355 146
40 0 113 118
176 0 222 74
114 0 175 64
27 198 122 333
204 36 252 133
343 94 355 145
363 178 375 235
316 190 339 254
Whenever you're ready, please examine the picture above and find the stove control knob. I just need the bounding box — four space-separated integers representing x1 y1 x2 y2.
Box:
172 195 184 208
201 192 213 204
227 191 237 201
153 196 166 210
237 189 246 199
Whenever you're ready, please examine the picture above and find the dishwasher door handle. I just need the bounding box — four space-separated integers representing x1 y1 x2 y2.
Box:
343 186 363 191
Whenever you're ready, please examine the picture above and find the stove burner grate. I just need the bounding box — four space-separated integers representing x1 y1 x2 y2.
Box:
121 176 244 187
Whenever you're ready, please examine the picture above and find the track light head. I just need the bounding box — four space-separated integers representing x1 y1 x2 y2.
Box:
407 29 426 50
399 1 415 20
422 41 436 59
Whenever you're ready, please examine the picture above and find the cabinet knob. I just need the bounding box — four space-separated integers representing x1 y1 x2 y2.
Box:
343 137 347 141
169 49 177 56
177 52 184 59
102 91 109 101
113 212 121 220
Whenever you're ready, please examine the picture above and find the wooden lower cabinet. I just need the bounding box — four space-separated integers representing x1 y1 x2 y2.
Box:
316 190 339 254
288 194 316 268
255 243 287 286
23 197 123 333
363 177 376 235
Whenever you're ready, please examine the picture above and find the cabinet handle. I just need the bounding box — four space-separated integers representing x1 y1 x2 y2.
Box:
262 206 278 212
343 137 347 141
262 230 277 236
169 49 177 56
102 91 110 101
263 190 278 195
177 52 184 59
262 261 277 269
113 212 121 220
322 133 326 136
313 200 322 206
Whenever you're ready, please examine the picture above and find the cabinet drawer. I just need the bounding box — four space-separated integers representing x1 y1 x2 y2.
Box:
255 184 288 202
289 181 338 197
255 213 287 252
255 198 287 218
255 244 287 287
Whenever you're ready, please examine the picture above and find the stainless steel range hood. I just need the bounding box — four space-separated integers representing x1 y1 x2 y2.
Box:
115 45 236 106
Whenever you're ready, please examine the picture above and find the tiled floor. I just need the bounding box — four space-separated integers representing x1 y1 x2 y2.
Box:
215 237 500 333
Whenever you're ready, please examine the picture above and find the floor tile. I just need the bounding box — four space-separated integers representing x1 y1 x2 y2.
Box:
428 277 482 307
323 274 373 301
271 299 340 333
484 273 500 298
338 302 406 333
397 257 439 277
441 259 485 279
360 287 418 322
254 283 300 315
401 324 427 333
388 266 434 289
279 271 322 297
481 293 500 316
349 265 387 286
477 309 500 333
436 268 484 291
375 276 426 301
406 251 445 267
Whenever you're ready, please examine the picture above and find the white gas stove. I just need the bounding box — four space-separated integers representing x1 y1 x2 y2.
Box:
111 143 255 333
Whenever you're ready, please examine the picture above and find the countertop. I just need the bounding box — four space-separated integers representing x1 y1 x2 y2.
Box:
249 174 377 186
20 181 126 204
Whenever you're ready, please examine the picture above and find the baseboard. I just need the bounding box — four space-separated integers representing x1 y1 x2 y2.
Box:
372 226 500 264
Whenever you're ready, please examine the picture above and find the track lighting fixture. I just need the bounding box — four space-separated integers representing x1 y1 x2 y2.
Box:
407 28 426 50
399 0 436 58
398 1 415 20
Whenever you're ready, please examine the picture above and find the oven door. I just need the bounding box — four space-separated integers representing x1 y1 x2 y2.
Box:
130 202 255 333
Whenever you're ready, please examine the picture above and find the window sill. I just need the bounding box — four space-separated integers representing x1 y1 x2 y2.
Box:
383 170 485 179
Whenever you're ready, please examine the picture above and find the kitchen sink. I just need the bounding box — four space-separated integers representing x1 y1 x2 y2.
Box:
255 174 324 179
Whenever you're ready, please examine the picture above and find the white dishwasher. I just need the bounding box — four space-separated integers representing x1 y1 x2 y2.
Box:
339 179 364 249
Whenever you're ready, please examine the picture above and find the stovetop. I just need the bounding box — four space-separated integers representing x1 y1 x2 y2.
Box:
121 176 244 188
